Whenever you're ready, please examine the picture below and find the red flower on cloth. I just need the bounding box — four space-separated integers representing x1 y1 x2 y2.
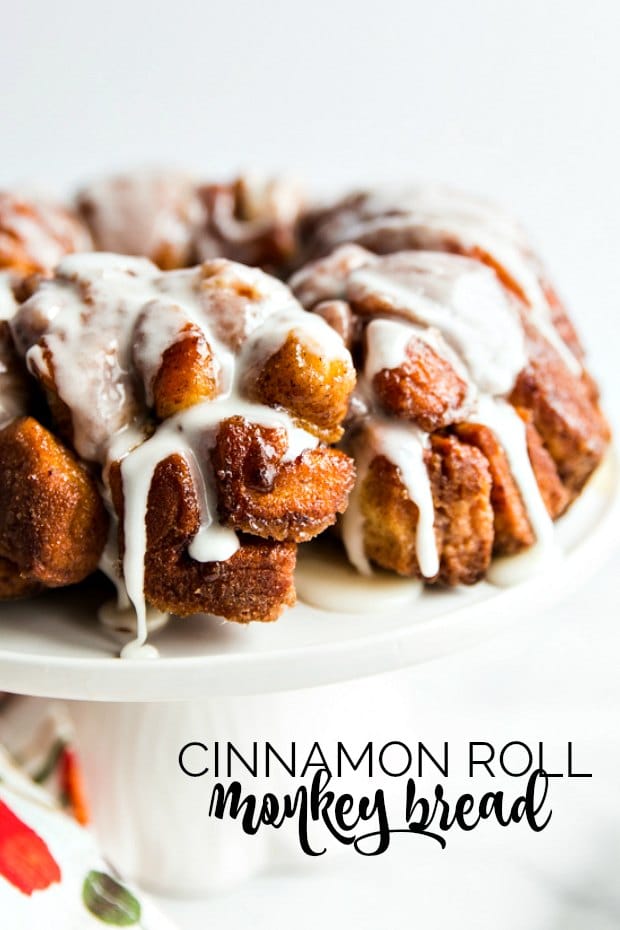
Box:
0 799 61 895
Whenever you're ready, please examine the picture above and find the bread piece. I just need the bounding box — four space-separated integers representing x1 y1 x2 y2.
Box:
371 335 468 432
246 333 356 443
109 454 296 622
0 417 108 594
455 421 534 555
427 434 494 585
212 417 355 542
510 317 610 497
358 434 493 584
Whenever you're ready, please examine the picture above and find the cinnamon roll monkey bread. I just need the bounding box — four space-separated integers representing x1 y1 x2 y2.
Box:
0 172 611 649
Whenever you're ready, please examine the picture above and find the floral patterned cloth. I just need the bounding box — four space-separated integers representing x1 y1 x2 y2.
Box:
0 696 177 930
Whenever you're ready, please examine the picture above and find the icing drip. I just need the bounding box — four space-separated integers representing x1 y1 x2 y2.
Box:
476 397 553 548
342 420 438 578
0 273 17 322
335 248 556 582
97 516 167 658
363 316 474 414
11 253 344 655
119 397 318 654
475 397 556 584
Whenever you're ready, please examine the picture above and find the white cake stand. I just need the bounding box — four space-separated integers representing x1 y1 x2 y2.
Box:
0 452 618 895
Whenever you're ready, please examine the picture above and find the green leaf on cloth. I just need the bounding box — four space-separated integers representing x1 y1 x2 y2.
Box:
82 870 141 925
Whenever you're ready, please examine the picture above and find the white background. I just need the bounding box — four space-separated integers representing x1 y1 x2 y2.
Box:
2 1 619 927
2 0 618 392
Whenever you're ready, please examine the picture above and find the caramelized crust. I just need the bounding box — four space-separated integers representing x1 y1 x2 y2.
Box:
110 454 296 621
522 412 570 519
359 454 424 577
150 330 219 419
358 435 493 584
455 421 534 555
212 417 355 542
427 434 494 585
0 556 42 599
510 318 610 497
454 414 569 556
372 337 468 432
247 333 356 443
0 417 108 593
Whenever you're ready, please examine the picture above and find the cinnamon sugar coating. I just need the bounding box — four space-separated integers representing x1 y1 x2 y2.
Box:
212 417 355 543
510 316 610 498
357 435 494 584
0 417 108 595
371 336 468 433
109 455 296 622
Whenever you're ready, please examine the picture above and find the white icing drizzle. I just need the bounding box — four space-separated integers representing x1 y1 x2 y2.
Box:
320 185 580 374
119 397 319 654
364 318 420 378
289 243 374 309
0 273 17 322
349 252 526 396
364 316 473 405
330 248 556 583
476 397 554 548
133 300 218 406
475 396 556 585
11 253 345 655
77 170 203 264
342 420 439 578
